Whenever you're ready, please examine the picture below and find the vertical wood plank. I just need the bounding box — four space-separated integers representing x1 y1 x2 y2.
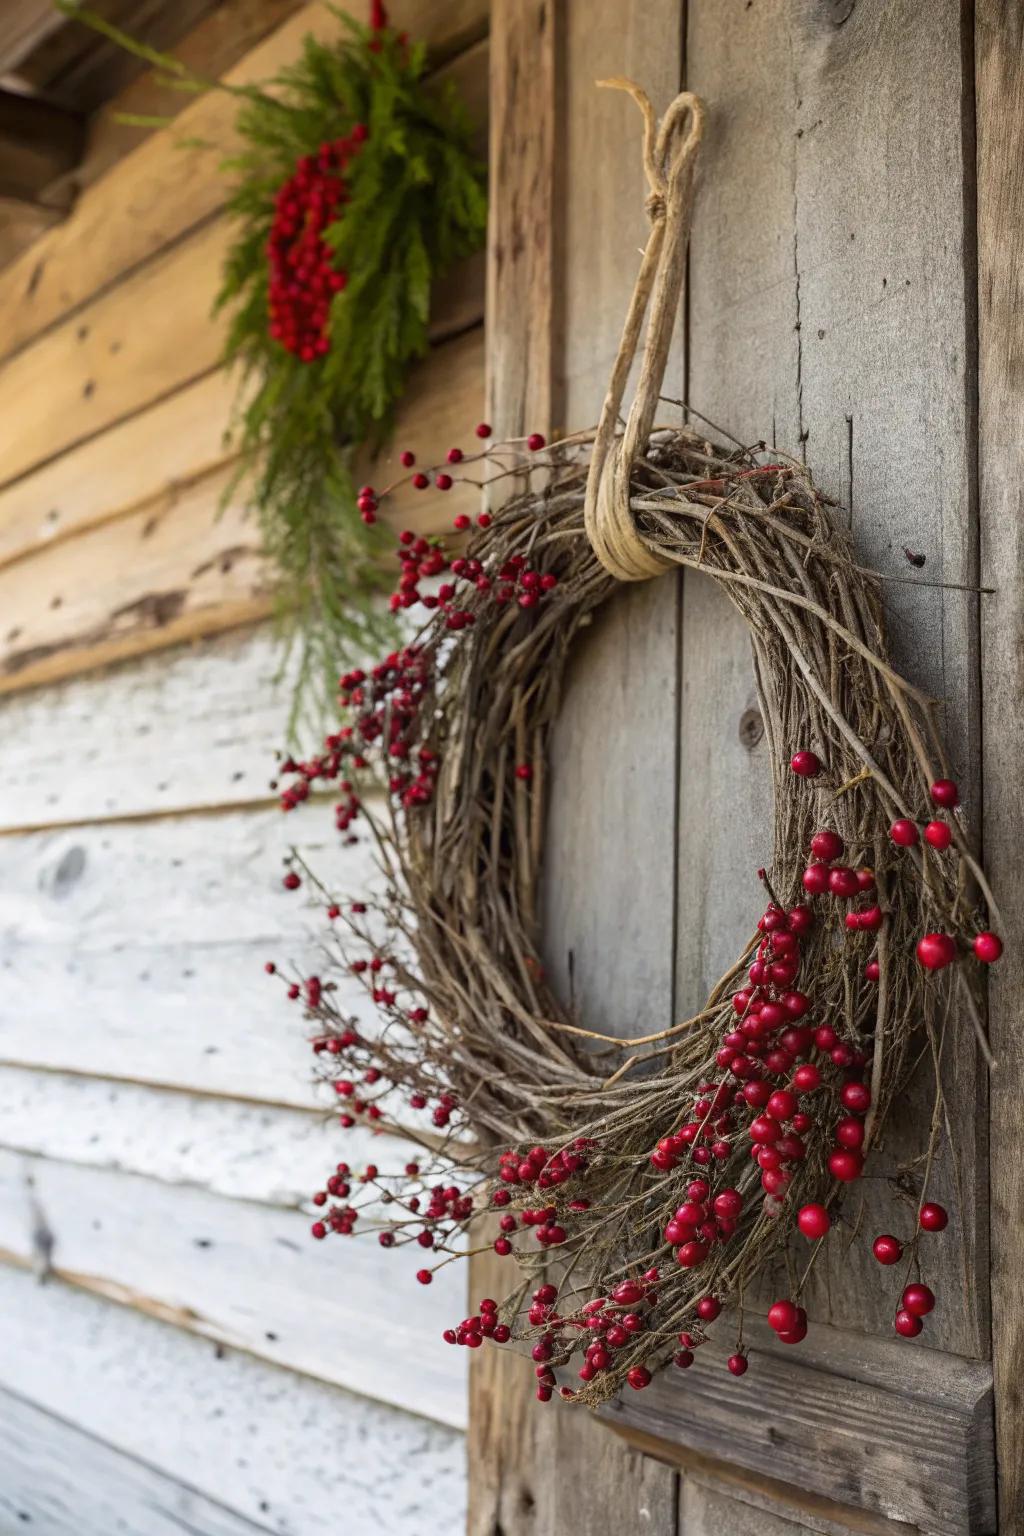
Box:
976 0 1024 1526
468 5 560 1531
471 2 683 1532
535 3 684 1534
685 0 985 1354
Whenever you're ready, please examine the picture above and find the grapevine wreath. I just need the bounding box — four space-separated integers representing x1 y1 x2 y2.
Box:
271 84 1002 1401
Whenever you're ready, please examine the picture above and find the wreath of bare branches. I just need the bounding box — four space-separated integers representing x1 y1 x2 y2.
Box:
274 84 1000 1404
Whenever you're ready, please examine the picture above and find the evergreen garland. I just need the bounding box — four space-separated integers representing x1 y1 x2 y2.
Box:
63 3 487 729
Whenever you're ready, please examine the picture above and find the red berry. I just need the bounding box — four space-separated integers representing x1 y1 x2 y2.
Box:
919 1202 948 1232
446 447 464 463
514 764 533 782
872 1233 903 1265
810 829 844 862
828 866 860 898
676 1240 709 1268
916 932 957 970
475 422 492 438
283 871 301 891
412 472 429 489
923 819 952 851
840 1081 871 1115
727 1352 748 1376
453 513 471 530
674 1349 694 1369
797 1203 830 1240
311 1221 327 1239
802 863 831 895
894 1308 923 1338
974 931 1003 963
835 1117 865 1150
477 512 492 528
865 958 880 981
767 1299 800 1333
788 905 814 934
890 818 919 847
790 750 821 777
435 473 453 491
902 1283 935 1316
828 1149 863 1182
399 449 416 467
766 1089 797 1122
696 1296 721 1321
930 779 959 808
527 432 546 451
792 1063 821 1093
626 1366 651 1390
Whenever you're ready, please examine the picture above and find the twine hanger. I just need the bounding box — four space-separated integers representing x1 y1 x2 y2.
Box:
583 80 705 582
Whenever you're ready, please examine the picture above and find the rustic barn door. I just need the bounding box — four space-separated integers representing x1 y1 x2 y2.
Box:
473 1 1020 1533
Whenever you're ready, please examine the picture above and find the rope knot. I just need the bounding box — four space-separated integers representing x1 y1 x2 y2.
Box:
584 82 705 583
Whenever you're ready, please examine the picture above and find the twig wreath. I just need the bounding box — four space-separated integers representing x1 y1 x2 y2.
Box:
272 83 1002 1401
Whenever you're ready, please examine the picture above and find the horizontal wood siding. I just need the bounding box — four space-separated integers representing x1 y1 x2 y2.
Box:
0 1265 465 1535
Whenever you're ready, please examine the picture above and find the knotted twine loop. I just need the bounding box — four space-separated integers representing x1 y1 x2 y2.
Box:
583 81 705 581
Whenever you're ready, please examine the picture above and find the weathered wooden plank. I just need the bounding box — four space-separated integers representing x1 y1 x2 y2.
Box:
0 367 236 572
0 1149 467 1427
467 6 559 1528
0 0 489 362
474 4 688 1536
0 1264 465 1533
0 323 482 694
0 1065 406 1210
684 0 985 1357
976 2 1024 1528
0 301 482 576
0 806 382 1103
0 627 292 830
0 1383 273 1536
77 0 305 191
601 1317 994 1536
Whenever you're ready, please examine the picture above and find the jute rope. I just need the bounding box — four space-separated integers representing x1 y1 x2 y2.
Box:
583 80 705 582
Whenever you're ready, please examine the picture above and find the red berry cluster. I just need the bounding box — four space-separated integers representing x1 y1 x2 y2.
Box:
443 1298 511 1351
267 127 366 361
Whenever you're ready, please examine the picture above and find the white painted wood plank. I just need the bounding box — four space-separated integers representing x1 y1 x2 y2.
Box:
0 628 294 832
0 1149 467 1428
0 1264 465 1535
0 806 385 1103
0 1385 273 1536
0 1066 407 1208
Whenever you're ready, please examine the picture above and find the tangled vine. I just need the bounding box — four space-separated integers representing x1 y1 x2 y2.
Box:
268 85 1001 1404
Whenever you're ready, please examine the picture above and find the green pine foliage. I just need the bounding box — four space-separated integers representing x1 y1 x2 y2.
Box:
61 2 487 733
217 12 487 729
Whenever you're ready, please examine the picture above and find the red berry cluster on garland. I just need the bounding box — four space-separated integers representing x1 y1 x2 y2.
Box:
267 127 366 361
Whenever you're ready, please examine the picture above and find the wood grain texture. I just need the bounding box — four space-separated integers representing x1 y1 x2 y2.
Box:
0 324 482 694
0 804 383 1103
0 1064 407 1210
976 1 1024 1528
0 1265 466 1535
0 627 294 830
0 1148 467 1428
601 1317 994 1536
471 4 687 1536
468 7 561 1529
0 1383 273 1536
685 0 986 1357
0 0 66 72
0 0 489 363
77 0 306 191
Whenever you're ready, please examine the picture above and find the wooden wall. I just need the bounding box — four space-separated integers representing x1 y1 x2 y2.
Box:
0 2 491 1529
